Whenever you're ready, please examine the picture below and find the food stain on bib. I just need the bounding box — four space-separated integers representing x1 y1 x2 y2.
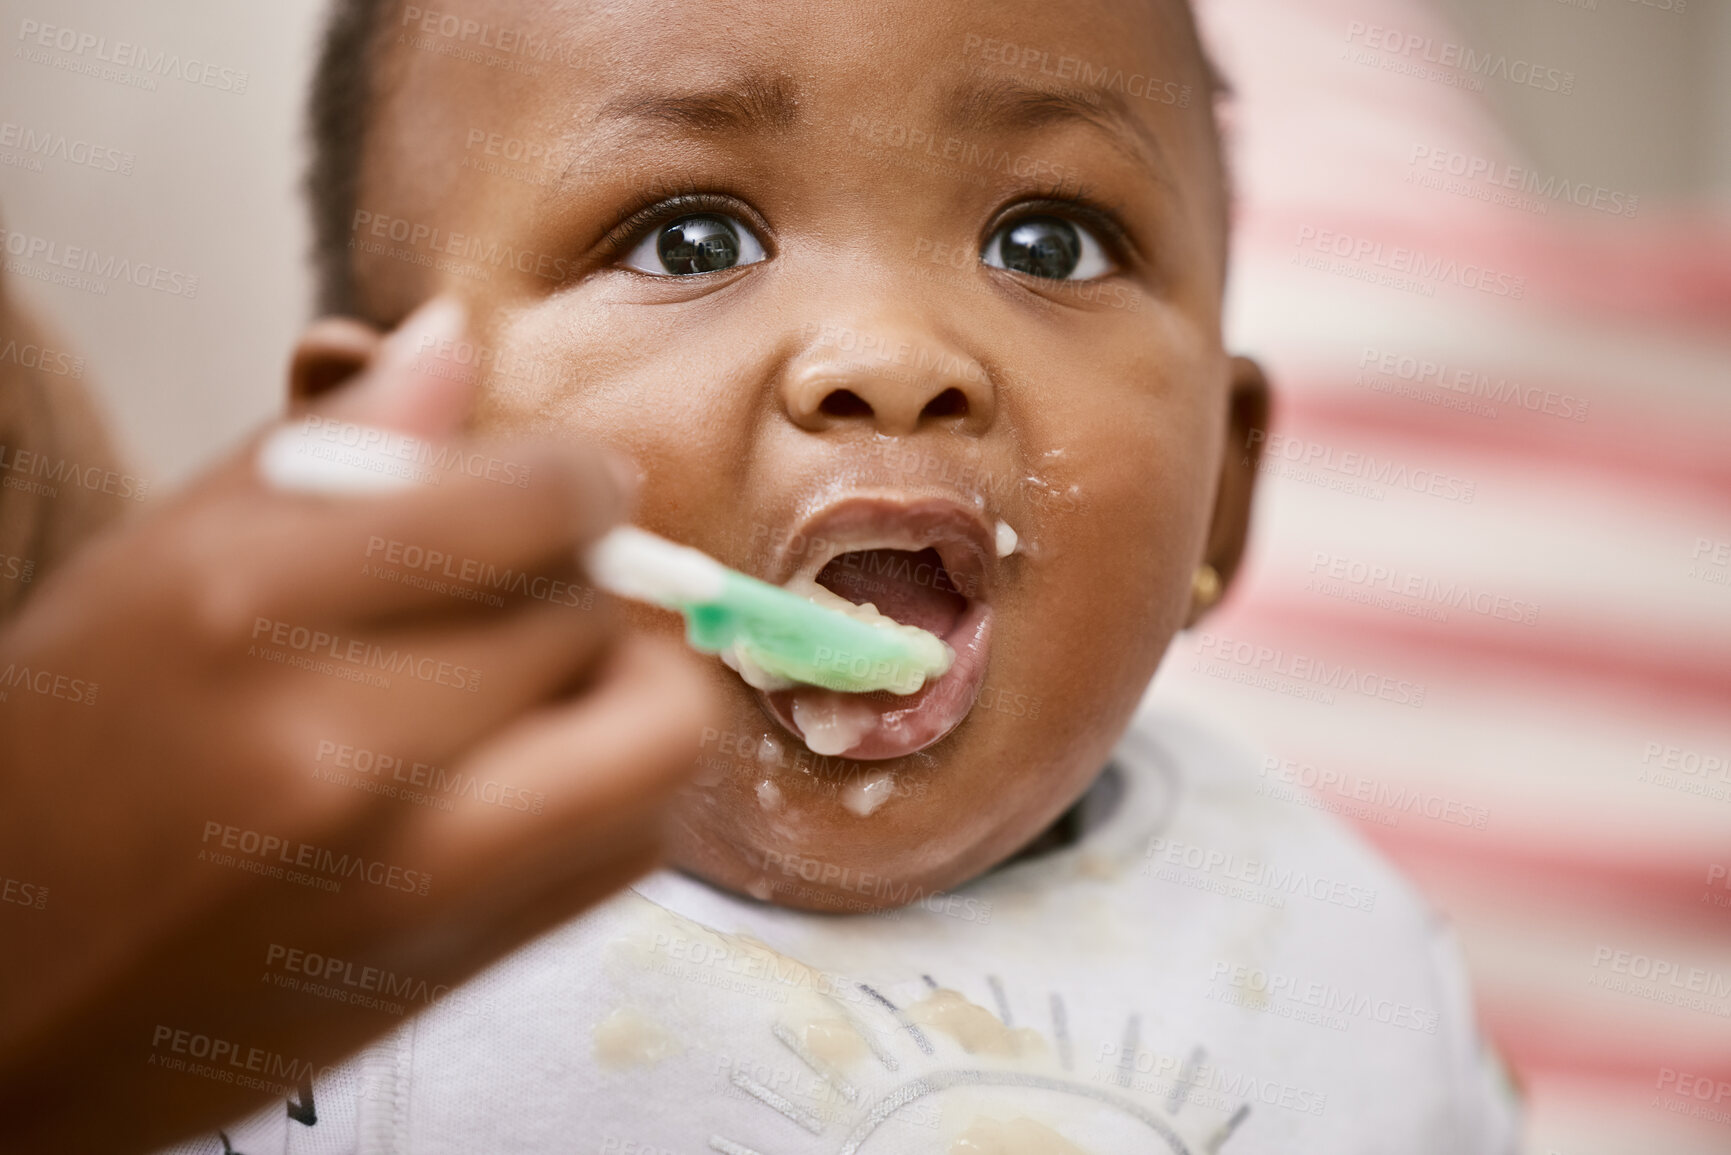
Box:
796 1012 870 1069
906 988 1045 1058
604 894 874 1076
949 1115 1092 1155
592 1006 682 1070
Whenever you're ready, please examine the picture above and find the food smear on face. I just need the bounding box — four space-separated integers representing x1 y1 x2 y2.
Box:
756 778 784 812
791 693 879 756
840 769 897 816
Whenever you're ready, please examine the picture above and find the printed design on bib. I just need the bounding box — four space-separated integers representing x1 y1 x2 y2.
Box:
609 896 1253 1154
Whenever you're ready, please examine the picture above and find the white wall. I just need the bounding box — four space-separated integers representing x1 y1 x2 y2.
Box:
0 0 324 483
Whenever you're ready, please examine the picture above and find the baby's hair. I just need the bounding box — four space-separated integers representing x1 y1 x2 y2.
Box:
306 0 391 317
304 0 1231 321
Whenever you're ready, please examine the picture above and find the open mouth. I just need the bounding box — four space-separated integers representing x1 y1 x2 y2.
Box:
753 497 998 762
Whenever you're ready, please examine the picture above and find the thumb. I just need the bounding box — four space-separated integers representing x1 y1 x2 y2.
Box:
323 296 475 439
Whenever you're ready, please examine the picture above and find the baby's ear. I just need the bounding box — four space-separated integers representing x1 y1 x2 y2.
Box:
1189 355 1271 627
287 316 385 407
286 298 473 436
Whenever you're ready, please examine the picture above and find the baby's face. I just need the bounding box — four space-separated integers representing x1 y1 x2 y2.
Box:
354 0 1252 907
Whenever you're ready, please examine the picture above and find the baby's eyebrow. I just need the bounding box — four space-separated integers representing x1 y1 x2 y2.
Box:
578 71 1173 191
941 78 1175 189
594 73 800 138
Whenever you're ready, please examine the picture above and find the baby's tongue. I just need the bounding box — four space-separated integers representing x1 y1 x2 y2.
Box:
814 547 966 637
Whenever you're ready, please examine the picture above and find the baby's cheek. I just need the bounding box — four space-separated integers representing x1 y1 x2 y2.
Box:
467 303 630 428
1013 461 1192 715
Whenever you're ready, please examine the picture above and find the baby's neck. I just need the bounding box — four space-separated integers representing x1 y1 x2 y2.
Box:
997 760 1125 868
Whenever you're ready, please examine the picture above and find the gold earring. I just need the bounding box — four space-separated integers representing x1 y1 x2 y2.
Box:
1191 563 1222 611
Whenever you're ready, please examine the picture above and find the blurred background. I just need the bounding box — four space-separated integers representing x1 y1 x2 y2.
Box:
2 0 1727 1151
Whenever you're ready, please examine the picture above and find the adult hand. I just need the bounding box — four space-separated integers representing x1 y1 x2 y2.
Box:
0 299 717 1153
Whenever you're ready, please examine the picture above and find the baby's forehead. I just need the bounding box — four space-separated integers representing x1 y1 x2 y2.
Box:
390 0 1196 49
378 0 1215 183
381 0 1210 118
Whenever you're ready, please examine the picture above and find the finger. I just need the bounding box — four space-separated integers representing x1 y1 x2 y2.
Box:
273 439 624 623
321 296 478 439
269 591 619 763
175 297 474 511
487 633 718 808
390 634 717 919
172 435 629 630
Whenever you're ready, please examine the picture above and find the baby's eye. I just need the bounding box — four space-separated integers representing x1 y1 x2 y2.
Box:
621 213 767 276
981 215 1113 281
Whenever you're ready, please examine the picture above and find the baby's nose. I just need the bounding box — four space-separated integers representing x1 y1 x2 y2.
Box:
780 321 995 437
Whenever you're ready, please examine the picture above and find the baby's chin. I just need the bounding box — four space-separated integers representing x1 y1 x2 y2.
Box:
661 665 1123 914
664 763 1012 915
